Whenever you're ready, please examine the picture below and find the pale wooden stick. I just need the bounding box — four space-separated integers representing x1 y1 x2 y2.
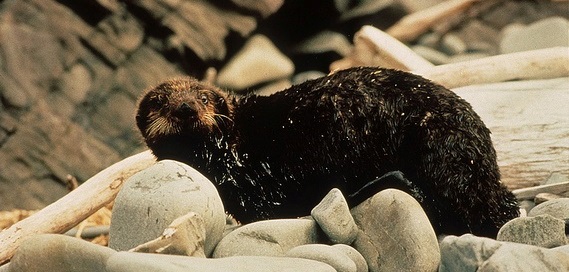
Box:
129 212 206 257
0 150 156 264
512 181 569 201
330 25 434 72
413 47 569 88
386 0 480 42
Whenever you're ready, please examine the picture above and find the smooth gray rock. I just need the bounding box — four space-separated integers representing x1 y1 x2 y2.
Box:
440 33 467 55
519 199 536 214
440 234 569 272
500 17 569 54
411 45 450 65
293 31 352 56
253 79 291 96
292 71 327 85
213 218 324 258
331 244 368 272
455 20 500 54
229 0 284 18
554 245 569 255
8 234 116 272
439 234 501 271
109 160 225 256
217 34 294 91
340 0 393 21
106 252 336 272
287 244 357 272
534 193 563 205
497 214 567 248
311 188 358 244
528 198 569 220
350 189 440 272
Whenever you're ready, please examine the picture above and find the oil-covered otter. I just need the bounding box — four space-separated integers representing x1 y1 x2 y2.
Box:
136 66 519 237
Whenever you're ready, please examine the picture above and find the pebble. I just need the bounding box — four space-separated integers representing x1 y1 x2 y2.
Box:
98 12 144 53
8 234 116 272
440 234 569 272
411 45 450 65
331 244 368 272
61 63 92 103
213 218 324 258
497 214 568 248
106 253 336 272
397 0 446 13
0 75 30 109
534 193 563 205
500 16 569 54
8 234 337 272
440 33 467 55
253 79 291 96
108 160 226 256
311 188 358 244
519 199 536 215
350 189 440 272
528 198 569 220
286 244 357 272
340 0 394 21
293 31 352 57
554 245 569 255
216 34 294 91
416 32 441 48
292 70 326 85
455 21 500 54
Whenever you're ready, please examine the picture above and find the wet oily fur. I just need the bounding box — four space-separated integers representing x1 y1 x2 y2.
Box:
136 67 519 237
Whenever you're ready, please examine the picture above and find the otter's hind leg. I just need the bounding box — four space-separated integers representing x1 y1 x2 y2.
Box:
410 120 520 237
347 171 451 235
347 171 427 207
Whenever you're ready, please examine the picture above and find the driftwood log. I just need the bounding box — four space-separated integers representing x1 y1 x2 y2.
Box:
454 77 569 190
414 47 569 88
330 25 434 71
332 25 569 88
386 0 480 42
0 150 156 264
513 181 569 201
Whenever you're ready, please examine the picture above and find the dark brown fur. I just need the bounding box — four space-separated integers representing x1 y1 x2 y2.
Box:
136 67 519 237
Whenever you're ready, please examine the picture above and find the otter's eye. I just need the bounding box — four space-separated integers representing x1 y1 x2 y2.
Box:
201 95 208 104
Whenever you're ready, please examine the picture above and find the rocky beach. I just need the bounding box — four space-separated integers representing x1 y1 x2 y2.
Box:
0 0 568 271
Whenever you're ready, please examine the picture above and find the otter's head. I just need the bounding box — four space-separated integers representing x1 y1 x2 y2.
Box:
136 77 234 149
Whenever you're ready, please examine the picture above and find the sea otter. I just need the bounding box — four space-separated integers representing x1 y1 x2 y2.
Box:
136 66 519 237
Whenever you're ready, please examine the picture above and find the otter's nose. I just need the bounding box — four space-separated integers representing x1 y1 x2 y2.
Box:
174 102 197 117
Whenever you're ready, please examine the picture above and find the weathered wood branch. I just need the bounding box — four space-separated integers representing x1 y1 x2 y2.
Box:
330 25 434 72
0 150 156 264
334 24 569 89
413 47 569 88
512 181 569 201
129 212 206 257
386 0 480 42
